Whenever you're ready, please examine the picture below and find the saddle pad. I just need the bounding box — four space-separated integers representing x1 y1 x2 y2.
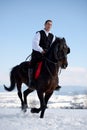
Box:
35 61 43 79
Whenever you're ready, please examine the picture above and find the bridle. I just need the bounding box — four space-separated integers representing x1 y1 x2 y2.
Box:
44 43 68 78
45 56 64 79
45 57 58 65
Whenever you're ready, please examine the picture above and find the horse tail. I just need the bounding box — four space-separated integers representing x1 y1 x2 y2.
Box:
4 65 19 91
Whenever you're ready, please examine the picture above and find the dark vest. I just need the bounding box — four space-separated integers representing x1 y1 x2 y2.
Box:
38 30 54 51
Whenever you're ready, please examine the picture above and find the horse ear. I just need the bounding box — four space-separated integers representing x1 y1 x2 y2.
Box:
55 36 58 40
67 47 70 54
62 37 65 41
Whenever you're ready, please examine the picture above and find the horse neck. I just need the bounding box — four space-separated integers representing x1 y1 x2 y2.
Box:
45 50 59 76
46 45 55 62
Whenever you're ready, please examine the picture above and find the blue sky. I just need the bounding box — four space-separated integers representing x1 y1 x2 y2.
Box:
0 0 87 86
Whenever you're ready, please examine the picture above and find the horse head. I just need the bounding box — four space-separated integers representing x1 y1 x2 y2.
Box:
52 37 70 69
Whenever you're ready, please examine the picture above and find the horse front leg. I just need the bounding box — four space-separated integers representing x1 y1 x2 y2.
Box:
45 92 53 106
38 92 53 118
31 91 46 118
31 91 43 114
37 91 47 118
39 92 53 118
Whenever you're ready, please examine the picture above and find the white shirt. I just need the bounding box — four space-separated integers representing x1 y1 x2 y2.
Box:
32 29 55 53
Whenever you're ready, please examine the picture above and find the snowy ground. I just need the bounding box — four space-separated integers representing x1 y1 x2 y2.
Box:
0 92 87 130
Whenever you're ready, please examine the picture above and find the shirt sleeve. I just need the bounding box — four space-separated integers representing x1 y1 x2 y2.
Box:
32 32 43 53
52 35 56 43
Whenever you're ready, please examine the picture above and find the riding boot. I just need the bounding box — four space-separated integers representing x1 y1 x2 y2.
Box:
55 75 61 91
28 68 36 90
55 85 61 90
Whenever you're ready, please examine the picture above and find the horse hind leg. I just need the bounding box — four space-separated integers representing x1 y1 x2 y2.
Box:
17 83 24 110
23 88 34 112
18 91 24 109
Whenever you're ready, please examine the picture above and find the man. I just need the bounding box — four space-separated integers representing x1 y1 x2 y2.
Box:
29 20 60 90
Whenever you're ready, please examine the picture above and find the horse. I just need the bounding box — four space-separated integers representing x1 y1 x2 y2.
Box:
4 37 70 118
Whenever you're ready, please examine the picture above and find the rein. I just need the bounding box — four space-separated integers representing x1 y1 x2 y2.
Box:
25 54 31 61
45 57 58 65
45 57 58 79
44 49 66 77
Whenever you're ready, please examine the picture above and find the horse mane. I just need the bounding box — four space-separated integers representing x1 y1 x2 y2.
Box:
50 37 64 49
46 37 62 55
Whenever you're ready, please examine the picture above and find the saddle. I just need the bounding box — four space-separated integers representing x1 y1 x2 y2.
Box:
34 61 43 79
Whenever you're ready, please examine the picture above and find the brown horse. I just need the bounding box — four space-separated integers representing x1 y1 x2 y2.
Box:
4 37 70 118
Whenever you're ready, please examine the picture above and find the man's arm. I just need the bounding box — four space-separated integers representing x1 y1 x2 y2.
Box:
32 32 44 53
52 35 56 43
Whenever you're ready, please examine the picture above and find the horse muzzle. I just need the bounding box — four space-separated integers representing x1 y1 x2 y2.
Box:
61 63 68 69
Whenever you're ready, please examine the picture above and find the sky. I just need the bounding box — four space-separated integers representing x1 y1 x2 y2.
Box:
0 0 87 87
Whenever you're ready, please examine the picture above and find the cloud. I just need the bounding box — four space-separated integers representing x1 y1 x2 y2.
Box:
59 67 87 87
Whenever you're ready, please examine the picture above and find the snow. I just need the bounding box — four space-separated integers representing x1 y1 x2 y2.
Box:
0 92 87 130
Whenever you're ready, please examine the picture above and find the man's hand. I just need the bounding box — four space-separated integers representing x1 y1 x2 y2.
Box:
42 50 46 55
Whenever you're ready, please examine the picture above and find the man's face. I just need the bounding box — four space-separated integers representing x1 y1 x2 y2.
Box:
45 21 52 32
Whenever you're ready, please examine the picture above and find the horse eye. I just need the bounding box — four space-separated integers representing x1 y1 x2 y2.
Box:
63 45 66 48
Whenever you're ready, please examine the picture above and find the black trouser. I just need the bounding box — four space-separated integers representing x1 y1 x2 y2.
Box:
30 50 43 68
28 50 43 87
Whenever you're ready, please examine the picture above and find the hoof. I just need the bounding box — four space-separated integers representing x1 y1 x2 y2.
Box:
31 108 35 113
40 115 44 118
31 108 40 113
22 104 28 113
23 108 27 113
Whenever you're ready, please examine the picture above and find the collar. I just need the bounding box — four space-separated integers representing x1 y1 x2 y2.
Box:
43 29 50 36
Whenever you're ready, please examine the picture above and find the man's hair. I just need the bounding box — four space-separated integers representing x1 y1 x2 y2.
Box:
45 20 52 24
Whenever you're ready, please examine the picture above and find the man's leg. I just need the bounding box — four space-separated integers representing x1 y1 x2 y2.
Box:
28 67 36 90
28 51 43 90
